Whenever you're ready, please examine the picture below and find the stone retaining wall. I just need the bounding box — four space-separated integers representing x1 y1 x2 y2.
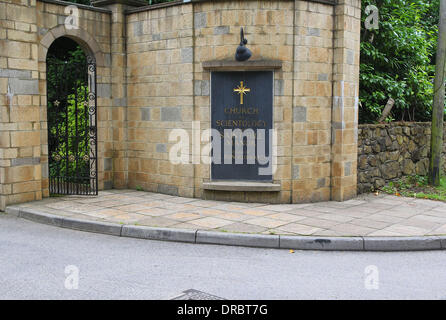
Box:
357 122 446 194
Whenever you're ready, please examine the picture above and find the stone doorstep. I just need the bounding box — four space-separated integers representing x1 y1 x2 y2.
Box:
202 181 281 192
5 206 446 252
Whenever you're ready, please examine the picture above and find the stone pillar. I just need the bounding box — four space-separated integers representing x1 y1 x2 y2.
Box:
292 0 334 203
92 0 146 189
331 0 361 201
0 0 40 210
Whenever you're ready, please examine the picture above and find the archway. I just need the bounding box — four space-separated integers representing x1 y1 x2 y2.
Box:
46 37 98 195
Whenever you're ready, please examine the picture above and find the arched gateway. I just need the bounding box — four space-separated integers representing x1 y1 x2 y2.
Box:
46 37 98 195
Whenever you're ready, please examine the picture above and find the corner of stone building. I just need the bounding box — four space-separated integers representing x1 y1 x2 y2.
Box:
329 0 361 202
0 0 42 210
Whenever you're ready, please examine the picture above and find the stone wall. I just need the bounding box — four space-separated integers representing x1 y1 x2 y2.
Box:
0 0 113 210
0 0 41 209
194 0 296 203
124 0 361 203
357 123 446 194
0 0 361 209
126 3 195 198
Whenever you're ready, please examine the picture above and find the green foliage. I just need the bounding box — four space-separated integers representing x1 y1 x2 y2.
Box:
47 39 91 184
48 85 91 178
360 0 440 123
381 175 446 201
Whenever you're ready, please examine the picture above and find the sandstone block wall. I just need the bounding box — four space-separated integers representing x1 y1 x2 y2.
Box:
194 0 296 203
0 0 362 209
0 0 113 210
126 3 195 198
357 123 446 194
124 0 361 204
1 0 41 209
292 0 334 203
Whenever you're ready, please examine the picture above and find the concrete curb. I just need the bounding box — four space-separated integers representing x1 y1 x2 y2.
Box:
61 217 122 236
363 236 443 251
280 235 364 251
196 230 279 248
122 225 196 243
5 206 446 252
16 207 64 227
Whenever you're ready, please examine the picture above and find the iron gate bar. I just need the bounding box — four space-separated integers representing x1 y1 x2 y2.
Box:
47 55 98 195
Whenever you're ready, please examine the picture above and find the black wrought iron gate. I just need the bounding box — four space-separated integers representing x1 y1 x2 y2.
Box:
47 56 98 195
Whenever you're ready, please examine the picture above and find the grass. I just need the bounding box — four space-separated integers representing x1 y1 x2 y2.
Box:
381 175 446 202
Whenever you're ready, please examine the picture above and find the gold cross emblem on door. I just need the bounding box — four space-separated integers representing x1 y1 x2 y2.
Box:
233 81 251 105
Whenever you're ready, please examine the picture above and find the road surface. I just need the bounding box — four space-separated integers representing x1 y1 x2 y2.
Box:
1 214 446 299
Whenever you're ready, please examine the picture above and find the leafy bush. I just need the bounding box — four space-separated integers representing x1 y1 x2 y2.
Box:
360 0 440 123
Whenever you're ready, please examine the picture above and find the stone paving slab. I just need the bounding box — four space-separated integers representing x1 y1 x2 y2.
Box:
5 189 446 237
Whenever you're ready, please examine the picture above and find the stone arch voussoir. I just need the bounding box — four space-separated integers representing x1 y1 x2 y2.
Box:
39 25 107 67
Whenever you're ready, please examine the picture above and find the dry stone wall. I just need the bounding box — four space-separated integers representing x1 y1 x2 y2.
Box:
357 123 446 194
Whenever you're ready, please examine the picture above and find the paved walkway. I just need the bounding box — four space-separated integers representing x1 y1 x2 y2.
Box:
9 190 446 237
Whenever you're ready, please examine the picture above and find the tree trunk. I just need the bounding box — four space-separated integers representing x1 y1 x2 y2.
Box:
378 98 395 123
429 0 446 186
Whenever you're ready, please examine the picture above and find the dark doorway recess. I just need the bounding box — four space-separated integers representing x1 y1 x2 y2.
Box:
46 37 98 195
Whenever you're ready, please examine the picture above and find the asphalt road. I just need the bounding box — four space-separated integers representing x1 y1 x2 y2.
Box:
1 214 446 300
